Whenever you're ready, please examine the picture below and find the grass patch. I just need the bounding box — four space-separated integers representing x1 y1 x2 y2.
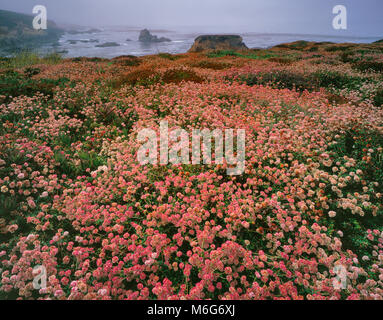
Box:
237 69 368 93
0 51 63 69
157 53 181 61
207 50 278 60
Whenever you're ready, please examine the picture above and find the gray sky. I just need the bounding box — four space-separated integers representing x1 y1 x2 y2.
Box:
1 0 382 36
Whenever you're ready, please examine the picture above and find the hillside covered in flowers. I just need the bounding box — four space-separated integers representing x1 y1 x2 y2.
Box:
1 40 383 300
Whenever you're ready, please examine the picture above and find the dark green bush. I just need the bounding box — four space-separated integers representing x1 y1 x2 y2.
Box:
0 70 69 102
207 50 277 60
374 89 383 107
157 53 180 61
313 70 349 89
325 128 383 257
237 69 366 93
353 61 383 72
71 57 108 63
239 70 316 91
325 45 352 52
24 67 41 78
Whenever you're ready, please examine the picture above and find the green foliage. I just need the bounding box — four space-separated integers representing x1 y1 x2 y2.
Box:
313 70 364 90
207 50 278 60
287 41 310 49
324 45 353 52
71 57 108 63
0 70 69 103
374 88 383 107
207 50 239 58
340 50 383 73
238 70 316 91
353 61 383 73
237 69 367 93
54 149 106 178
0 51 63 69
324 129 383 258
157 53 181 61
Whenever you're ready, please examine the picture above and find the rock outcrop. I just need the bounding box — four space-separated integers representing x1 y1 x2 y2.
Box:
95 42 120 47
67 28 102 35
188 35 248 52
139 29 171 43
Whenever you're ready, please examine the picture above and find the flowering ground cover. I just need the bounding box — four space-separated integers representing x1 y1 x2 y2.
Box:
0 41 383 300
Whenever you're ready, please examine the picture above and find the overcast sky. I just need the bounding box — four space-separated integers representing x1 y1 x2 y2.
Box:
1 0 382 36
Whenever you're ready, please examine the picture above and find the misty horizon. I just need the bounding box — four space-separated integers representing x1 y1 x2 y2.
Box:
1 0 382 38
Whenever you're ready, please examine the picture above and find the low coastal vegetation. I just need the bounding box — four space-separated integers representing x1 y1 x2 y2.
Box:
0 41 383 300
0 10 63 55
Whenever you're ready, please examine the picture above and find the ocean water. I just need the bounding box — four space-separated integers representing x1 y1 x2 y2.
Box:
56 26 382 58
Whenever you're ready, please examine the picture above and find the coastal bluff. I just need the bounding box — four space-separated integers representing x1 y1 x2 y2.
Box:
188 35 248 52
0 9 64 54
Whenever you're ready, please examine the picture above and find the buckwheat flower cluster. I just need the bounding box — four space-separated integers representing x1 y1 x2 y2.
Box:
1 49 383 299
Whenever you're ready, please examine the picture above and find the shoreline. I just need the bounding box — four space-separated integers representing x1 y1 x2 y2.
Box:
2 38 382 60
3 28 382 58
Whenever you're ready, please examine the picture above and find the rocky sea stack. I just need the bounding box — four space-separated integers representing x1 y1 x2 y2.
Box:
139 29 171 43
95 42 120 48
189 35 248 52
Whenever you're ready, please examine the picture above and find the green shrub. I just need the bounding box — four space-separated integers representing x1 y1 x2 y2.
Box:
374 89 383 107
71 57 108 63
207 50 277 60
325 45 352 52
207 50 240 58
239 70 315 91
340 51 354 63
313 70 348 89
24 67 41 78
236 69 367 93
0 70 69 102
313 70 365 91
157 53 180 61
353 61 383 72
325 128 383 257
0 51 63 69
289 41 310 49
